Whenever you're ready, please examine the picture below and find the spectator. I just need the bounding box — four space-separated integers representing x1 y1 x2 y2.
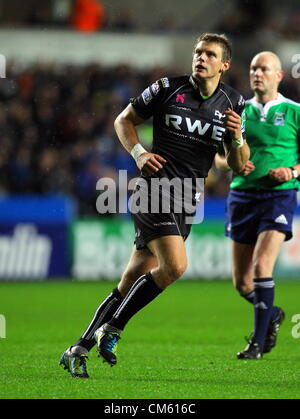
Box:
71 0 105 32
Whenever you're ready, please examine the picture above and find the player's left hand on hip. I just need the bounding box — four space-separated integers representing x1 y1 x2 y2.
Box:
137 152 167 176
268 167 292 183
224 109 242 142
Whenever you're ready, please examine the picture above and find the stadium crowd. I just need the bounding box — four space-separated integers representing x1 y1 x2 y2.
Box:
0 60 299 215
16 0 300 41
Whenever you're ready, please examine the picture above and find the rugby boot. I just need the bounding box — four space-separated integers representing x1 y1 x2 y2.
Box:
264 307 285 353
59 346 89 378
237 338 263 360
94 323 121 367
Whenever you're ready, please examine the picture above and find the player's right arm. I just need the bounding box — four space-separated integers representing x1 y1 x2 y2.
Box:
223 108 250 173
114 103 167 176
214 153 231 172
215 153 255 176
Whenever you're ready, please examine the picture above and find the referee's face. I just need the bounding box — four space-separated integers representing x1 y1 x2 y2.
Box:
249 53 283 97
192 41 229 81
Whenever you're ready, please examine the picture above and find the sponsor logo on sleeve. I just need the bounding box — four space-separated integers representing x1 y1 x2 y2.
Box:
150 81 161 96
142 87 153 105
160 77 170 88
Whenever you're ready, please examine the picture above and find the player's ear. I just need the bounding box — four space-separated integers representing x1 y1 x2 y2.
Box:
220 61 230 74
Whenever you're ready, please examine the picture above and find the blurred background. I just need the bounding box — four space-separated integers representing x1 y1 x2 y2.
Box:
0 0 299 281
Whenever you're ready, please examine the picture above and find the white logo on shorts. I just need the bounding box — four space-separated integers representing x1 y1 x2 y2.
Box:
275 214 288 225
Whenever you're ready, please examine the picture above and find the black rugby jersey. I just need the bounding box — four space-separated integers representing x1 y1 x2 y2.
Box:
131 75 245 180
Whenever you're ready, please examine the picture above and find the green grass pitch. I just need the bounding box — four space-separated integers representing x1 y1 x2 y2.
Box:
1 279 300 399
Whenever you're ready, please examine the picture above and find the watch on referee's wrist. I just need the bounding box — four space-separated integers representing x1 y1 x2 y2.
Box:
289 166 299 179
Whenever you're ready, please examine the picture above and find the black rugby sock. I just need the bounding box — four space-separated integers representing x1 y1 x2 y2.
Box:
108 272 163 331
242 289 279 320
242 290 255 304
253 277 275 349
74 287 124 351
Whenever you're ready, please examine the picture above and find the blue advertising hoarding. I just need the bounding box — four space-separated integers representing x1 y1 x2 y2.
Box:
0 196 76 280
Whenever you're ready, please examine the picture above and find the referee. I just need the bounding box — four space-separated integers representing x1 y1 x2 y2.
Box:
216 51 300 359
60 33 249 377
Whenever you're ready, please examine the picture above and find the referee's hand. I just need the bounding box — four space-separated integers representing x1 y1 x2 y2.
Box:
269 167 293 183
137 152 167 176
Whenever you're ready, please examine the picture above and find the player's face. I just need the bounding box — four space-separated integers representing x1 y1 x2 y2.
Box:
249 55 283 96
192 41 230 81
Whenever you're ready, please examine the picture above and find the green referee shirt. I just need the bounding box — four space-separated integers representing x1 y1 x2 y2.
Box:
231 93 300 190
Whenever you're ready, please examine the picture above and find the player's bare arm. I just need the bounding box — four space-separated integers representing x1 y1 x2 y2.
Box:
114 104 167 176
215 154 256 176
214 153 231 171
223 108 250 173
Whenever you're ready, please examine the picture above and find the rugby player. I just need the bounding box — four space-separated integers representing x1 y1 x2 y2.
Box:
60 33 250 377
215 51 300 359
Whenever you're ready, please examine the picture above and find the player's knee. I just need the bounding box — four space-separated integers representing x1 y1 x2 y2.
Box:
171 261 187 279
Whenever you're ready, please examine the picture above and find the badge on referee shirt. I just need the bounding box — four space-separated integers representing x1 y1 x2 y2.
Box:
274 112 285 126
